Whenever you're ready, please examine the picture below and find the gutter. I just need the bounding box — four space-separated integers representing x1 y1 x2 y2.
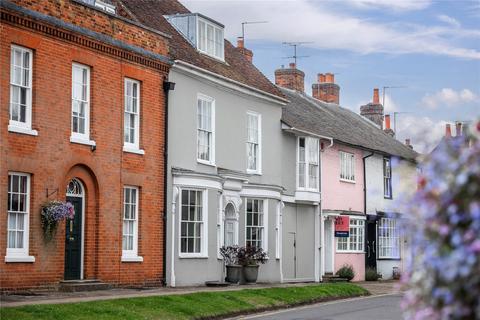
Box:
283 125 334 148
162 80 176 285
173 60 288 105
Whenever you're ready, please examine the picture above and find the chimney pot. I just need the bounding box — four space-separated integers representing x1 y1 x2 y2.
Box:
317 73 326 83
385 114 391 129
289 62 296 69
456 122 462 137
373 88 380 104
446 124 452 137
325 73 334 83
237 37 244 48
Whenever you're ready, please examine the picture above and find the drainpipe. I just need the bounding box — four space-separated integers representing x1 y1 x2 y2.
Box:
319 138 334 282
162 80 175 286
362 152 374 216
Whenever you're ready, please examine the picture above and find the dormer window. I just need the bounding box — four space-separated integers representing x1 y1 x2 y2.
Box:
80 0 116 14
165 13 225 61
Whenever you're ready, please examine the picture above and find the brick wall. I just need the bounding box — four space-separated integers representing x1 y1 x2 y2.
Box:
0 1 169 291
274 63 305 92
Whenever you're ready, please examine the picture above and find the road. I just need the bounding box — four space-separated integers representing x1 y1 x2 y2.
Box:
236 294 403 320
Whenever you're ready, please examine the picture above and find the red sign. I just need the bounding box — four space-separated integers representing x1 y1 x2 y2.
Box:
335 216 350 237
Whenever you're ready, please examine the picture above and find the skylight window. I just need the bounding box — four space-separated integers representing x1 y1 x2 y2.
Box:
81 0 116 14
165 13 225 61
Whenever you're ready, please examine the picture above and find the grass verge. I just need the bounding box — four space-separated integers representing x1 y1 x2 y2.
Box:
1 283 369 320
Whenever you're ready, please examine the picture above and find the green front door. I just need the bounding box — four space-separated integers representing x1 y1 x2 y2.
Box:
65 196 82 280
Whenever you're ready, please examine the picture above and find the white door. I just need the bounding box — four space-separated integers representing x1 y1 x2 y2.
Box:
324 219 334 274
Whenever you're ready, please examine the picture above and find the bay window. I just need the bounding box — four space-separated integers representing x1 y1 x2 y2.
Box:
246 199 265 249
298 137 319 190
337 218 365 252
180 189 207 256
378 218 400 259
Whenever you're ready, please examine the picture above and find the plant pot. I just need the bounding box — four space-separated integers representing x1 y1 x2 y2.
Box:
225 265 242 283
243 265 259 283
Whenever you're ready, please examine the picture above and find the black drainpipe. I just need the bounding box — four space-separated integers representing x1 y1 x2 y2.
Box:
162 80 175 286
362 152 374 215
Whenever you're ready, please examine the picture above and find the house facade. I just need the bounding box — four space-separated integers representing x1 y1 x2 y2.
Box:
121 0 288 286
0 0 171 291
360 93 418 279
277 66 417 282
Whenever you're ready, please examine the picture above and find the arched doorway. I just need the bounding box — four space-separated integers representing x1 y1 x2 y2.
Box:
224 203 238 247
65 178 84 280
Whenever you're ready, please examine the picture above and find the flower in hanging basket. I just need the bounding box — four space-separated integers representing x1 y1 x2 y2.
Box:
41 200 75 240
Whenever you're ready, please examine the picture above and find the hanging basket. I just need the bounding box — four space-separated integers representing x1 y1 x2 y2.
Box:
41 200 75 241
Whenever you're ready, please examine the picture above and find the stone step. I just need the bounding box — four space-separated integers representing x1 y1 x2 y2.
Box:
59 280 112 292
322 274 349 283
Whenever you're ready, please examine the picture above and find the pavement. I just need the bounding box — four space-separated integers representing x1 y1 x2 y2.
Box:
0 280 400 308
232 294 403 320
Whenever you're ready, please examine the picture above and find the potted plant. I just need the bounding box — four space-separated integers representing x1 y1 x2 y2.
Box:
220 246 241 283
238 246 268 283
41 200 75 240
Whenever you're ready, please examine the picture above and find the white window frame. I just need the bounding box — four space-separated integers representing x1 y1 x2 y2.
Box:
122 186 142 262
296 137 320 191
245 198 268 251
196 94 215 166
340 151 355 183
9 45 37 136
246 111 262 174
70 63 95 146
336 218 365 253
179 188 208 258
5 172 35 262
383 157 392 199
197 17 224 61
123 78 144 155
378 218 400 259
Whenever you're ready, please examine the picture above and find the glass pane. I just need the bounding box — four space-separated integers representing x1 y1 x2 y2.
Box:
8 212 16 229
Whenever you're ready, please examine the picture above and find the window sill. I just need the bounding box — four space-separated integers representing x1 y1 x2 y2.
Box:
179 253 209 259
8 125 38 136
377 257 401 261
384 196 393 200
247 169 262 175
340 179 356 184
121 255 143 262
197 159 216 167
70 136 96 146
123 146 145 155
5 255 35 263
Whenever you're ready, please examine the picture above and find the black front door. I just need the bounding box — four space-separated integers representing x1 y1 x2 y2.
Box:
65 196 82 280
366 220 377 270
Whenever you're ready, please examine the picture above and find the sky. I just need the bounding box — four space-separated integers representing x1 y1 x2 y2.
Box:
181 0 480 153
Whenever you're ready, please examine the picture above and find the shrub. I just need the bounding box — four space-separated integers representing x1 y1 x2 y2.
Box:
365 267 381 281
336 264 355 281
237 246 268 266
219 246 239 265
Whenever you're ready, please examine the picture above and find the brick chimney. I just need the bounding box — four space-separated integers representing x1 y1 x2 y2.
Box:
405 138 413 149
275 63 305 92
312 72 340 104
455 122 462 137
360 88 384 128
445 123 452 138
237 37 253 63
384 114 395 137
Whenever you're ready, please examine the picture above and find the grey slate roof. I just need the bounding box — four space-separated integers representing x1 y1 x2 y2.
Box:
280 88 418 161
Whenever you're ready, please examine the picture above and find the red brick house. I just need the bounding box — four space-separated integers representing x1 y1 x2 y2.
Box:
0 0 171 291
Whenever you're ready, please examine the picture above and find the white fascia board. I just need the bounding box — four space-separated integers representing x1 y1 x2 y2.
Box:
172 61 288 106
